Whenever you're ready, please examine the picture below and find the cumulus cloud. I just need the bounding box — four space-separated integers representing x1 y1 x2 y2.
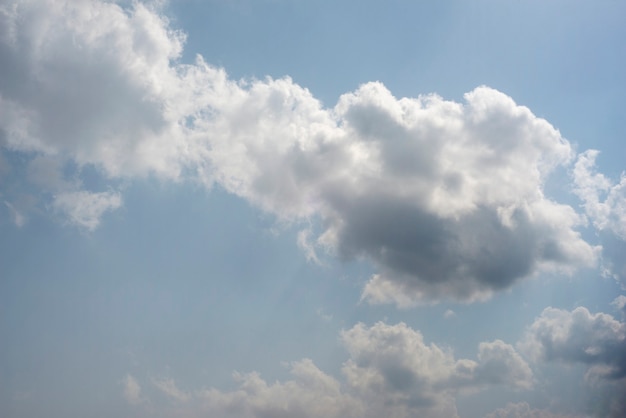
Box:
340 322 532 417
520 306 626 380
125 322 530 418
201 79 597 303
0 0 198 178
0 0 601 301
198 359 363 418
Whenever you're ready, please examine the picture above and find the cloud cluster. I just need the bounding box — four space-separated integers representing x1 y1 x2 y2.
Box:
485 402 582 418
520 306 626 380
340 322 532 417
126 322 531 418
200 78 598 303
0 0 607 302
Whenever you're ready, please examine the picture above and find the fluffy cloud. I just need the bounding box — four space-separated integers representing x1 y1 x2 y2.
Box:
520 306 626 380
0 0 601 301
0 0 202 178
200 78 598 303
197 359 363 418
340 322 531 417
133 322 530 418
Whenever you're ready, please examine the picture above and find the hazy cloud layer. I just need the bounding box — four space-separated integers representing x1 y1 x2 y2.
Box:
0 0 611 302
122 374 143 405
123 322 531 418
520 306 626 380
485 402 583 418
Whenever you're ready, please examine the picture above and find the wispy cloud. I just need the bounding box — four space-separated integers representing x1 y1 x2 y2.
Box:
122 374 143 405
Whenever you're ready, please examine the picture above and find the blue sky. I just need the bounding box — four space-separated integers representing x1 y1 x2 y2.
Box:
0 1 625 417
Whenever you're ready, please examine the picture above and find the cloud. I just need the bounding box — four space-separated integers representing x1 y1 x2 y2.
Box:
485 402 583 418
444 309 456 319
52 190 122 230
153 378 191 403
573 150 626 240
201 79 598 304
122 374 143 405
4 200 25 226
0 0 195 178
340 322 532 417
126 322 530 418
572 150 626 285
0 0 601 302
611 295 626 317
520 306 626 380
197 359 363 418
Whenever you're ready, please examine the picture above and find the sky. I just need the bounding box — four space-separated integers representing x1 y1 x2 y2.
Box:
0 0 625 417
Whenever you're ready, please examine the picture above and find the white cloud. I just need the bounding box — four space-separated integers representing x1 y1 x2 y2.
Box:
573 150 626 240
0 0 601 302
197 359 363 418
198 77 598 304
611 295 626 316
153 378 191 403
122 374 143 405
340 322 531 417
125 322 531 418
572 150 626 284
520 306 626 380
52 190 122 230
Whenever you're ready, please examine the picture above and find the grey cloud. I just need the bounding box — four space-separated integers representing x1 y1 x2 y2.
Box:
474 340 533 389
520 306 626 380
340 322 532 416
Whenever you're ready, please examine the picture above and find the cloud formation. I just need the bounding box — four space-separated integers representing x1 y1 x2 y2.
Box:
122 374 143 405
573 150 626 284
128 322 531 418
520 306 626 380
573 150 626 240
485 402 582 418
0 0 606 302
340 322 532 416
